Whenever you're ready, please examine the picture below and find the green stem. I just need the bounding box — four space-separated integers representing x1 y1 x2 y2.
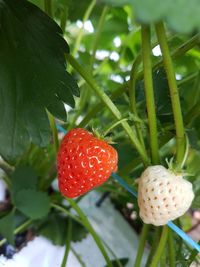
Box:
152 34 199 75
1 175 12 191
129 54 146 149
0 160 14 176
52 202 116 266
180 134 189 169
71 5 108 128
133 224 150 267
102 240 124 267
51 203 82 224
104 118 129 136
141 25 159 165
185 102 200 125
170 33 199 58
60 6 68 33
160 248 166 267
52 203 112 267
149 226 168 267
0 219 32 247
155 22 185 167
71 247 87 267
145 228 161 267
61 219 72 267
129 55 142 115
66 54 149 165
47 111 59 153
66 198 112 267
168 230 175 267
78 35 198 130
187 241 200 266
78 83 127 127
44 0 52 17
90 6 109 70
72 0 96 57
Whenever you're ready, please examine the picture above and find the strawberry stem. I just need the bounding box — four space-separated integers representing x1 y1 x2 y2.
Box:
141 25 160 165
44 0 52 17
61 219 72 267
144 228 161 267
71 0 96 58
65 198 113 267
78 35 198 129
66 53 150 165
129 54 146 150
133 224 150 267
155 22 185 168
0 219 32 247
103 118 129 137
181 134 189 169
150 226 168 267
70 4 108 128
168 230 176 267
90 6 109 71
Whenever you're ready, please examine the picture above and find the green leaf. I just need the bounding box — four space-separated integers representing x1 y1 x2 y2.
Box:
72 220 88 242
38 213 68 245
0 212 14 245
14 189 50 219
11 166 38 198
38 213 88 245
132 0 200 33
104 258 129 267
0 0 79 162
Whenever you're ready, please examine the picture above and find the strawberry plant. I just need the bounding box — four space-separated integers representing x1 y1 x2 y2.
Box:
0 0 200 266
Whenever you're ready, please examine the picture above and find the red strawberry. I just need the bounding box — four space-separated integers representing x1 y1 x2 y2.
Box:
57 128 118 198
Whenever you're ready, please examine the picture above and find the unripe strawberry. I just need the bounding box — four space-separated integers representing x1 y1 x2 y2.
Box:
57 128 118 198
138 165 194 226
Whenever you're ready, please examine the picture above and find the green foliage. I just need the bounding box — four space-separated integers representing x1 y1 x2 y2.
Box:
38 213 88 245
11 166 38 195
0 0 79 162
14 189 50 219
0 211 14 245
11 166 50 219
102 0 200 33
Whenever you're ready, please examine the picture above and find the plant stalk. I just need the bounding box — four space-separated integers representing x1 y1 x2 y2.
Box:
70 4 109 128
155 22 185 167
145 228 161 267
0 219 32 247
61 219 72 267
149 226 168 267
133 224 150 267
129 54 146 149
168 230 175 267
66 54 149 165
66 198 112 267
78 34 198 130
44 0 52 17
90 6 109 70
141 25 159 165
72 0 96 57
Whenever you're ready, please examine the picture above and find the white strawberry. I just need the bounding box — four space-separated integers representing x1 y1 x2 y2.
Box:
138 165 194 226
